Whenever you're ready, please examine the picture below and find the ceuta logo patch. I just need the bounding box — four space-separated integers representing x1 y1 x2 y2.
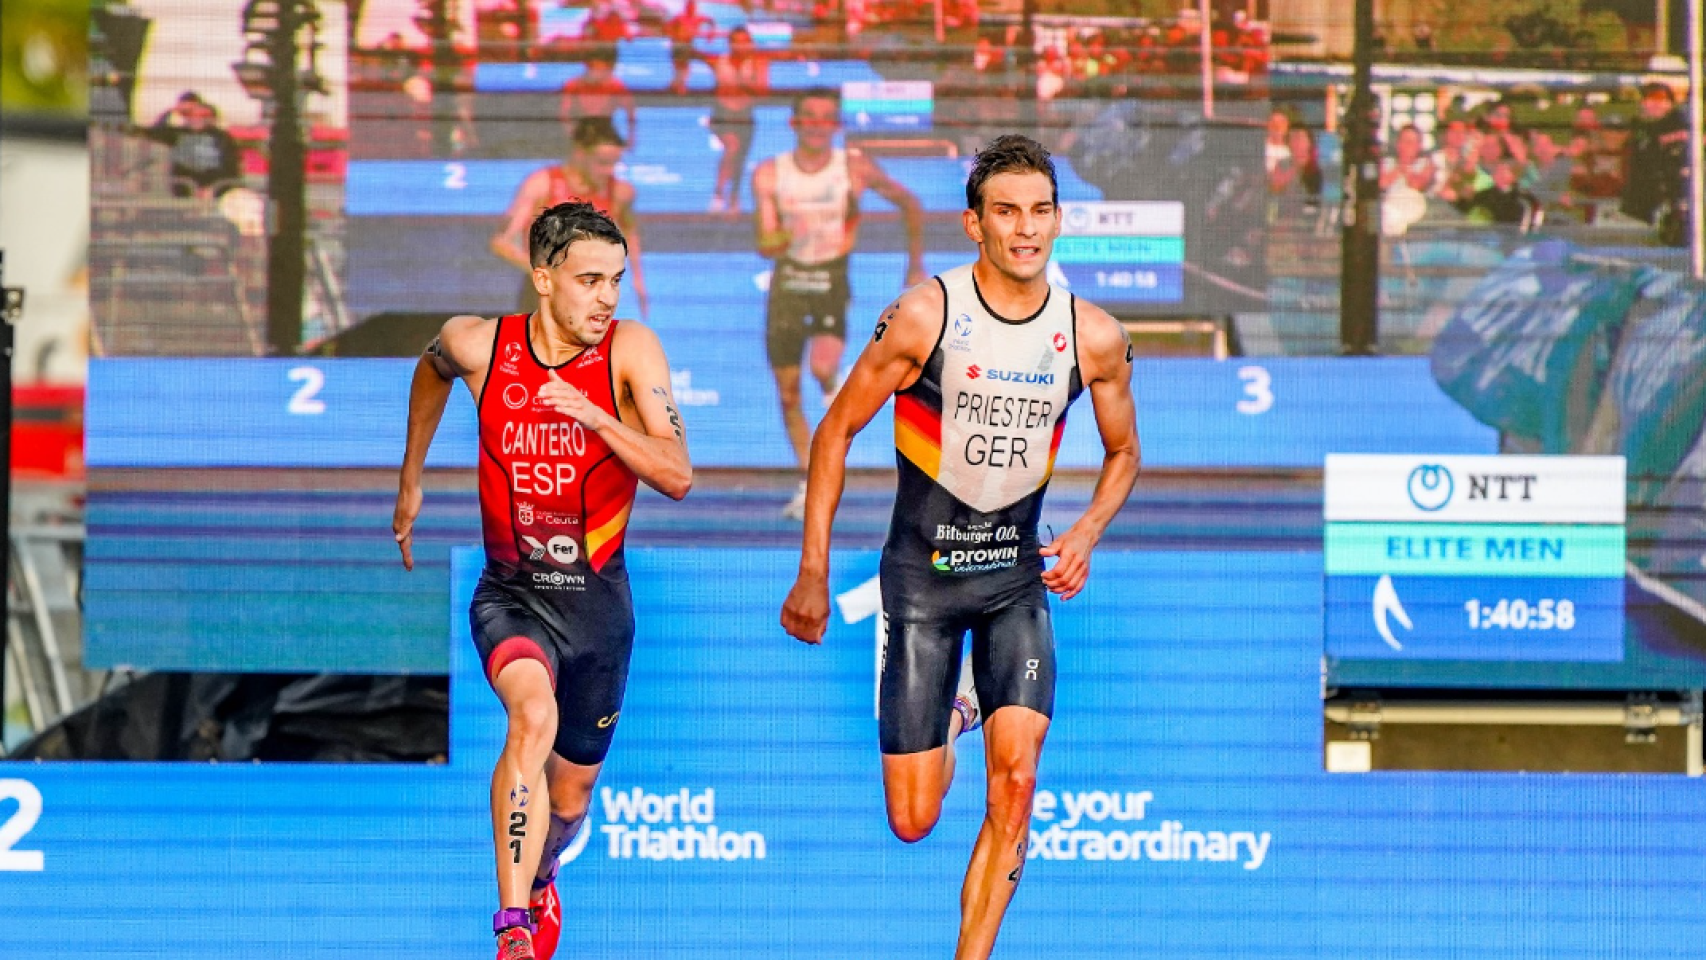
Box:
966 364 982 379
1052 332 1068 352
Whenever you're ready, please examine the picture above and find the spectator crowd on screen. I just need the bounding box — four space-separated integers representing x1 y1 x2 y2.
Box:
1266 82 1690 242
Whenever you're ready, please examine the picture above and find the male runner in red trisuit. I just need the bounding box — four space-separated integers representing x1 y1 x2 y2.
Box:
395 201 692 960
781 135 1140 960
492 117 648 318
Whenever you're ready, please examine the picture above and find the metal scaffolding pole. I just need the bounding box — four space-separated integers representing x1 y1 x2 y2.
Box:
1339 0 1379 354
1689 0 1704 279
0 255 17 754
1199 0 1215 120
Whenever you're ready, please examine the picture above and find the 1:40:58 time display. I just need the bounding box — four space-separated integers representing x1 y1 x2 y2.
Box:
1464 598 1577 630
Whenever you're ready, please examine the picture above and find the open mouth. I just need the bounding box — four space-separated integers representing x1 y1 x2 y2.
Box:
1010 245 1041 261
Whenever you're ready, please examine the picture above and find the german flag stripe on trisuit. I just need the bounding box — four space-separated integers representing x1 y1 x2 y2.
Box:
894 392 943 480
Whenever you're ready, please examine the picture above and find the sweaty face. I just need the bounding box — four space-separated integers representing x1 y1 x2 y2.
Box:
965 171 1060 284
537 239 626 347
791 96 839 150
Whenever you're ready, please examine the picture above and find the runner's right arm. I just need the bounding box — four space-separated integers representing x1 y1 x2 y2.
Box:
394 315 492 570
750 159 790 258
490 172 546 273
781 282 942 644
613 182 650 320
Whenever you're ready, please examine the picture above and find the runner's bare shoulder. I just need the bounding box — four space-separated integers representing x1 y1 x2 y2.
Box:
1070 299 1131 381
870 278 945 360
436 313 499 377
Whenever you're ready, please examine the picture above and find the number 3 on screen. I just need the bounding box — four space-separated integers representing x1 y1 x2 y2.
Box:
1236 365 1273 415
0 779 45 872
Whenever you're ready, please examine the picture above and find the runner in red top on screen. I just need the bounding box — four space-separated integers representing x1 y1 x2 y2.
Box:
492 118 648 318
396 201 691 960
781 136 1140 960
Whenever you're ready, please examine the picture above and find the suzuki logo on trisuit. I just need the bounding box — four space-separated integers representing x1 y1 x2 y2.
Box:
966 365 982 379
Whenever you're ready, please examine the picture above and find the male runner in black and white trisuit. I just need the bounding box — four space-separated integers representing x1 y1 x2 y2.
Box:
751 86 926 518
781 136 1140 960
394 202 692 960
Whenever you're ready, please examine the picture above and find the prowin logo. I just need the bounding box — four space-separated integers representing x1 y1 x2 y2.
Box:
932 546 1020 572
597 787 766 862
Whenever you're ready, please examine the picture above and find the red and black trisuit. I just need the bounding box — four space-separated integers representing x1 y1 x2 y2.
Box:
471 313 639 765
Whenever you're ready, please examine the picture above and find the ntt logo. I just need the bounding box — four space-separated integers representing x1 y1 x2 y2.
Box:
1407 464 1454 512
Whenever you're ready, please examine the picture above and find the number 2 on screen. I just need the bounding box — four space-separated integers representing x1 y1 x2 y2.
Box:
288 366 327 415
1236 365 1273 415
0 779 45 872
443 162 468 190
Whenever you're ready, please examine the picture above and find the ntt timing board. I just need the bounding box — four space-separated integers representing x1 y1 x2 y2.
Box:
1057 201 1185 304
1323 455 1627 664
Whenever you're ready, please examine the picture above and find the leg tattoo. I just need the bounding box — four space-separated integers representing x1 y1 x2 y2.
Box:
1007 838 1027 884
535 813 584 887
508 811 528 864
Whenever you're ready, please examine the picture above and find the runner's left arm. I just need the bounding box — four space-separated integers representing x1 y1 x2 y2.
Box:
1040 302 1140 600
537 321 692 500
855 152 928 286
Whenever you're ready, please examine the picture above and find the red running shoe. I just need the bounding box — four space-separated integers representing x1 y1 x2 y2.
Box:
494 908 535 960
530 881 562 960
495 926 534 960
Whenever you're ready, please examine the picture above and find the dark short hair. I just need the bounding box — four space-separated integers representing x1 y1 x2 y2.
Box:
529 201 627 268
965 134 1058 212
1641 81 1675 102
571 115 627 151
792 85 840 116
